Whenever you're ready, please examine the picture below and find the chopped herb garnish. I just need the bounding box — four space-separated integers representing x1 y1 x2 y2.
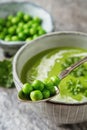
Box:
0 59 14 88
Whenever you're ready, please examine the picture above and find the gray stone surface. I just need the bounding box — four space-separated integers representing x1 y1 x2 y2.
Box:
1 0 87 130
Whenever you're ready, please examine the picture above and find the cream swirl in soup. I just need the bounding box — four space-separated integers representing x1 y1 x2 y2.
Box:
21 47 87 103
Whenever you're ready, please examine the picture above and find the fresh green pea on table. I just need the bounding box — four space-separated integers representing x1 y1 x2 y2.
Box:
0 11 46 42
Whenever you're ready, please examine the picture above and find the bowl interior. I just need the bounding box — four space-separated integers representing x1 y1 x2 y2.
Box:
13 32 87 103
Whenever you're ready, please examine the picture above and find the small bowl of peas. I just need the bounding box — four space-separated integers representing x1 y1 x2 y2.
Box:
0 1 54 56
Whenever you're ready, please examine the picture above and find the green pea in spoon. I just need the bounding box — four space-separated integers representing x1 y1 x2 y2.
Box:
18 56 87 103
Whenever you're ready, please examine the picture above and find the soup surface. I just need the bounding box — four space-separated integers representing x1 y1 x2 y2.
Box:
21 47 87 103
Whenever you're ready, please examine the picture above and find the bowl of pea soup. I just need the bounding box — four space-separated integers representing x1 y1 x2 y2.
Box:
0 1 54 56
13 31 87 125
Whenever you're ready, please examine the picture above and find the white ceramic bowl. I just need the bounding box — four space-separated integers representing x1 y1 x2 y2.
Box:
0 1 54 56
13 31 87 125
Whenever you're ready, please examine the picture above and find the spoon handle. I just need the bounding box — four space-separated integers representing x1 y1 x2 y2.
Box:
59 56 87 79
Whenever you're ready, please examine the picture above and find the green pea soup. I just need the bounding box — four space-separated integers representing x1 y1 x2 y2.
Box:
21 47 87 103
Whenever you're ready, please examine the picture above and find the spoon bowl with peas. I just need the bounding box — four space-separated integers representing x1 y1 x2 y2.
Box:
18 56 87 103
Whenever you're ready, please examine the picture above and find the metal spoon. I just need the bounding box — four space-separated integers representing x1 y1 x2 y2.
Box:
18 56 87 103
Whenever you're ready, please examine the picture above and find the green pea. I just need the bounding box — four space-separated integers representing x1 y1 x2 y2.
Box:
38 29 46 35
44 79 54 90
27 21 34 28
44 79 56 95
33 34 39 40
11 17 20 24
16 27 23 34
22 83 33 94
29 28 37 35
26 37 32 42
23 24 29 29
3 28 8 35
30 90 43 101
51 76 60 86
84 90 87 97
24 29 30 35
0 33 5 40
33 16 42 23
23 14 32 22
7 15 13 21
49 86 56 96
0 26 3 31
0 18 5 26
37 26 43 31
17 12 24 19
18 90 30 100
42 89 50 99
6 21 12 27
11 36 19 41
32 80 44 91
18 32 26 40
4 35 11 41
31 23 39 28
8 26 16 35
18 22 24 28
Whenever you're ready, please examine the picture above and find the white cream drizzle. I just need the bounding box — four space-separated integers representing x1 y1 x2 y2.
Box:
72 52 87 57
36 50 69 80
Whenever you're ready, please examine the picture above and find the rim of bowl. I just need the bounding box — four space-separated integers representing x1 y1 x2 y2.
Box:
0 1 54 46
13 31 87 106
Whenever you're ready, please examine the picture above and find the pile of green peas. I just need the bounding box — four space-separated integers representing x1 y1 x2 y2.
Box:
0 12 46 42
18 76 60 101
